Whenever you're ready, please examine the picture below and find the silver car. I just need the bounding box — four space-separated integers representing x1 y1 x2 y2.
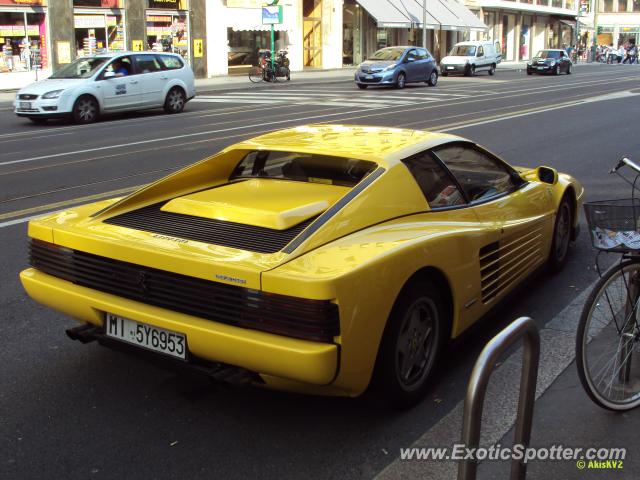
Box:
355 46 439 89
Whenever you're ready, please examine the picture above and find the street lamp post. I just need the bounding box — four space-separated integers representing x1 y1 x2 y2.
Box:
423 0 427 49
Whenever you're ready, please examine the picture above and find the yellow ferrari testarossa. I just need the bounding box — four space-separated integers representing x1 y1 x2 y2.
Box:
20 125 584 406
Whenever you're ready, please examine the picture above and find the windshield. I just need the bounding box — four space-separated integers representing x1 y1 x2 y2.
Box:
230 151 377 187
367 47 405 61
450 45 476 56
49 57 109 79
536 50 561 59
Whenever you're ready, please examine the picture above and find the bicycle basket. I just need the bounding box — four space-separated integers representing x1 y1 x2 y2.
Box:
584 198 640 251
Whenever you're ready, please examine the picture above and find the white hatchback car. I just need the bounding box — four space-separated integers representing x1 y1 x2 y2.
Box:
15 52 196 124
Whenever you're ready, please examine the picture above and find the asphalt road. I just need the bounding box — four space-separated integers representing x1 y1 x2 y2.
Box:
2 64 640 479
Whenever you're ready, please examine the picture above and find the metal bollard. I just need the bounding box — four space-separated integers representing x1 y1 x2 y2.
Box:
457 317 540 480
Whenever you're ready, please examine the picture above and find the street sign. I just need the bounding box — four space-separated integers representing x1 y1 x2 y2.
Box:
262 5 283 25
193 38 203 58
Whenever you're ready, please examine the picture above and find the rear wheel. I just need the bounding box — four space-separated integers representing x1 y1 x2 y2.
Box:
548 194 573 272
357 83 368 89
427 70 438 87
248 65 264 83
526 68 533 75
372 279 447 408
72 95 99 124
488 64 496 76
441 71 448 77
164 87 186 114
554 64 560 75
395 72 406 89
567 63 572 74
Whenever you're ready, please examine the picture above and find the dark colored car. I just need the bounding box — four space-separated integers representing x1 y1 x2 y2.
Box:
527 49 573 75
355 46 438 89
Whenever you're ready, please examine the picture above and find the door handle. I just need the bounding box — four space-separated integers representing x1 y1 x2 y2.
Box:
129 80 138 84
160 75 168 80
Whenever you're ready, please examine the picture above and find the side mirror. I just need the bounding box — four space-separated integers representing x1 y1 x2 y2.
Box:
536 166 558 185
103 71 115 79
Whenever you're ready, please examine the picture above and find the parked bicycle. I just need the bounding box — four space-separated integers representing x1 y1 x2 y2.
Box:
577 156 640 411
248 50 290 83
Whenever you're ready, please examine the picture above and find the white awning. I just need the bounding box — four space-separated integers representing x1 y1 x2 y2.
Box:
356 0 487 31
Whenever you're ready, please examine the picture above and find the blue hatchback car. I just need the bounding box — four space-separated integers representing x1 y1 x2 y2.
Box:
355 46 439 89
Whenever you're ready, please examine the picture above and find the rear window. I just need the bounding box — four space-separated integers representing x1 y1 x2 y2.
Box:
159 55 184 70
230 151 377 187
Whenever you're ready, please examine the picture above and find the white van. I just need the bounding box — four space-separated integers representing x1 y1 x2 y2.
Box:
440 41 502 76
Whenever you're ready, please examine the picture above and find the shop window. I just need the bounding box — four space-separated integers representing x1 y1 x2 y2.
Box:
146 14 189 60
0 11 47 71
618 0 628 10
634 0 640 11
602 0 614 11
227 28 289 73
74 14 124 55
566 0 575 8
551 0 563 8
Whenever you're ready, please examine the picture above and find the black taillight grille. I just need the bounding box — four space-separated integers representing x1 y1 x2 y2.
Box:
29 240 339 342
103 203 314 254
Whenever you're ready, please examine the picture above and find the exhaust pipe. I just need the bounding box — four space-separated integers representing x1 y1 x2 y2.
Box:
66 323 100 344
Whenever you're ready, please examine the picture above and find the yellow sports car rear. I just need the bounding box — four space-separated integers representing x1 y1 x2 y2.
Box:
20 125 584 406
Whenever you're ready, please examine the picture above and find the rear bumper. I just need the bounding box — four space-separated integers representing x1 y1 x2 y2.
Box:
20 268 339 386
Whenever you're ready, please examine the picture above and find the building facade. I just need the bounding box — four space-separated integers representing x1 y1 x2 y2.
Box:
466 0 579 61
596 0 640 47
0 0 207 77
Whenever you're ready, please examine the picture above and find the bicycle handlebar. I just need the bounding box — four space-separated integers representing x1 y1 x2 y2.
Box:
610 157 640 175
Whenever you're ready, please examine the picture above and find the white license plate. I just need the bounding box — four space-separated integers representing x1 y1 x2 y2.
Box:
537 67 544 70
365 74 373 79
446 66 454 70
20 101 31 109
104 313 187 360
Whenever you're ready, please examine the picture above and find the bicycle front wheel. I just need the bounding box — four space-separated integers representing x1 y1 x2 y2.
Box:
248 65 264 83
577 259 640 410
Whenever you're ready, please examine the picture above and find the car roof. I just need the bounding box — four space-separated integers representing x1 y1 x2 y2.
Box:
79 51 180 58
227 125 466 168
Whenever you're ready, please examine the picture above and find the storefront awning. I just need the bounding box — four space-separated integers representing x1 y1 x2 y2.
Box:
226 7 289 32
356 0 487 31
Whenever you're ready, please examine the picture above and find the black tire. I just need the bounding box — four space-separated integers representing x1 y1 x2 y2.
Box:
28 117 47 124
274 66 290 82
72 95 99 124
164 87 186 114
395 72 406 89
356 83 368 89
488 64 496 76
427 70 438 87
371 279 447 408
441 71 448 77
248 65 263 83
576 260 640 411
526 68 533 75
548 194 573 272
554 64 560 75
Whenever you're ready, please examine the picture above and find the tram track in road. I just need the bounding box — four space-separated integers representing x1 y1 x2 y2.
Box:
2 70 637 170
3 76 640 227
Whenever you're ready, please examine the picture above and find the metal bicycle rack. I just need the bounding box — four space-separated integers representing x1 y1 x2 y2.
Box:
457 317 541 480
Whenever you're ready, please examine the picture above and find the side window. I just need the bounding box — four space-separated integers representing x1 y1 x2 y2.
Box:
135 54 163 74
433 145 517 202
417 48 428 60
406 49 418 61
402 151 465 209
478 46 484 56
104 56 133 77
159 55 184 70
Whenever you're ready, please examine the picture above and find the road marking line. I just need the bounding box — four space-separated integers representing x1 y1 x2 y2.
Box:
0 185 140 222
